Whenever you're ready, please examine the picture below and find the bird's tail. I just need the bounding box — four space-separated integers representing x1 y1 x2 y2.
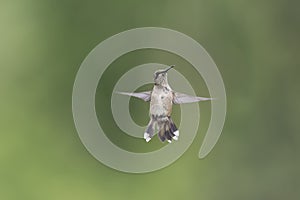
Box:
144 119 155 142
158 117 179 143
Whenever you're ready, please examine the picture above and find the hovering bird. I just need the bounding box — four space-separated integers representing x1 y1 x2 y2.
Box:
117 65 213 143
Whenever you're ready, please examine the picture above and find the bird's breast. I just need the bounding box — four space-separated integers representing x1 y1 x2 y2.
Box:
150 88 173 117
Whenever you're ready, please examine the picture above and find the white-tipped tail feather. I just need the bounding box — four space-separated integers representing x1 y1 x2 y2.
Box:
144 120 155 142
144 117 179 143
172 135 178 141
144 132 151 142
156 117 179 143
173 130 179 137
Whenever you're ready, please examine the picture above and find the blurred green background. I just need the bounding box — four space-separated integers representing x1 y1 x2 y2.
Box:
1 0 299 199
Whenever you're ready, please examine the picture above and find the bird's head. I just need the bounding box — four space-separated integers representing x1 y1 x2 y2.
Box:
153 65 174 85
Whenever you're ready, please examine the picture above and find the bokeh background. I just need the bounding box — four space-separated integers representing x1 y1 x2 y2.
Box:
1 0 299 199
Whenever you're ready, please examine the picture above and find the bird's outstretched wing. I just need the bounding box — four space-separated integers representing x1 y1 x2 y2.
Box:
173 92 213 104
116 91 152 102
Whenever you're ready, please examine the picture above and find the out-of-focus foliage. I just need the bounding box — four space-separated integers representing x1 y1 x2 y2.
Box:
1 0 299 199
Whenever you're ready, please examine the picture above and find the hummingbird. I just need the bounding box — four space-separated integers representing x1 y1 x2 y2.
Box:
117 65 213 143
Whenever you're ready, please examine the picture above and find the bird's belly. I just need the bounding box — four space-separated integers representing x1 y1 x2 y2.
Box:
150 103 166 116
150 95 172 118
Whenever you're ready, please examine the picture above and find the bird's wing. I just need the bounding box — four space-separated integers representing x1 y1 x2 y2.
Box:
115 91 152 102
173 92 214 104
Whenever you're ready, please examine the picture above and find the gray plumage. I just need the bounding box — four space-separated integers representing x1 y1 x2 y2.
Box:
116 65 213 143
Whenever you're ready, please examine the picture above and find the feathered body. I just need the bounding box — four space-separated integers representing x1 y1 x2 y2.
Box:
144 68 179 142
146 77 178 143
117 65 212 143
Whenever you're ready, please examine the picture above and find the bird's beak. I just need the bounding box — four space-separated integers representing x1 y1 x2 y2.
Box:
162 65 175 73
